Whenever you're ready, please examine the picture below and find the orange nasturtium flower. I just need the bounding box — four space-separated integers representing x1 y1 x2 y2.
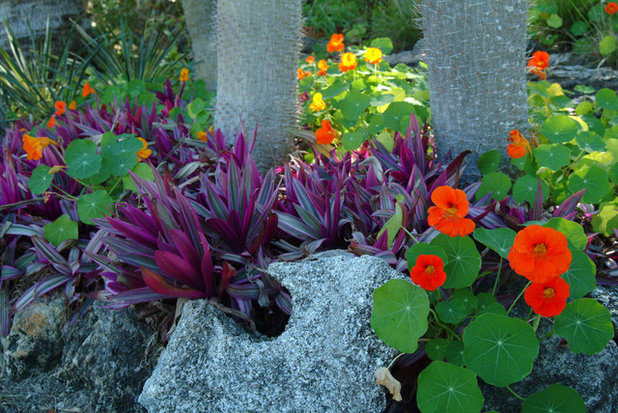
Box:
363 47 383 65
338 52 357 72
606 2 618 15
309 92 326 112
427 186 475 237
82 82 95 97
527 50 549 80
524 277 570 317
507 129 530 159
410 254 447 291
68 100 77 110
47 117 56 129
136 137 152 161
305 55 315 65
179 68 190 82
315 119 337 145
508 225 572 284
297 67 312 79
54 101 66 117
196 131 208 142
317 59 328 76
22 135 56 161
326 33 344 53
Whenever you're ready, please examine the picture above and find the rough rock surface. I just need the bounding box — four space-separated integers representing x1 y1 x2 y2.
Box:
139 254 401 412
590 285 618 335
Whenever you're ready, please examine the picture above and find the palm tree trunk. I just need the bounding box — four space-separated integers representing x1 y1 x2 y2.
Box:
421 0 529 182
182 0 217 91
215 0 303 173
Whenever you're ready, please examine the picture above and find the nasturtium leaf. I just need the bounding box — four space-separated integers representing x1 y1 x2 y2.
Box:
533 144 571 170
122 163 156 192
351 79 367 92
446 341 465 367
477 150 501 175
476 172 511 201
321 79 348 99
476 293 507 315
77 190 114 225
416 362 484 413
596 88 618 111
187 98 205 119
371 279 430 354
367 114 386 134
521 383 586 413
88 156 113 185
101 85 120 105
127 79 146 98
341 130 367 151
540 115 579 143
405 242 448 273
463 314 539 387
512 175 549 205
450 289 478 314
65 139 102 179
610 162 618 183
436 300 467 324
340 91 370 121
137 91 155 106
370 37 394 55
569 20 589 36
599 35 617 56
473 227 517 259
542 217 588 251
567 165 611 204
382 102 415 134
101 135 142 177
28 164 53 195
591 202 618 236
430 235 481 289
370 93 394 107
426 338 449 361
574 85 595 94
576 131 606 153
375 130 394 151
546 13 562 28
44 214 78 247
561 250 596 300
554 298 614 355
574 100 593 116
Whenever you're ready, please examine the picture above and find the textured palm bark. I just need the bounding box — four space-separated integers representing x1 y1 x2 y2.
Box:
215 0 302 173
182 0 217 91
421 0 529 182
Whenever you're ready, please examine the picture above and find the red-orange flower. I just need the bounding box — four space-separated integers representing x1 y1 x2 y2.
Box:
54 100 66 117
47 116 56 129
317 59 328 76
524 277 570 317
507 129 530 159
179 68 190 82
297 67 312 79
305 55 315 64
68 100 77 110
410 254 447 291
338 52 357 72
326 33 344 53
528 51 549 80
82 82 95 97
427 186 475 237
22 134 56 161
508 225 572 284
196 131 208 142
363 47 383 65
606 2 618 15
315 120 337 145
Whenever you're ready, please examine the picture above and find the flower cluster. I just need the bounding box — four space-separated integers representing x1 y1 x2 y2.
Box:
506 129 530 159
527 50 549 80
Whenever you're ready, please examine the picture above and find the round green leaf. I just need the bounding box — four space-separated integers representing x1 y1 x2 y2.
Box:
540 115 579 144
445 341 465 367
340 91 370 121
512 175 549 205
127 79 146 98
599 35 617 56
426 338 449 361
569 20 589 36
534 144 571 170
405 242 448 273
476 293 507 316
28 164 53 195
567 165 611 204
369 93 394 107
88 156 114 185
576 131 606 153
591 202 618 236
101 135 142 177
187 98 205 119
321 79 348 99
522 383 586 413
546 14 563 28
44 214 78 247
451 289 478 314
417 362 484 413
65 139 102 179
341 131 367 151
561 250 596 300
436 300 467 324
430 235 481 289
77 190 114 225
369 37 393 55
122 162 155 192
382 102 415 134
367 114 386 134
554 298 614 355
543 217 588 251
371 279 430 353
473 227 517 259
476 172 511 201
477 150 501 175
463 314 539 387
596 88 618 111
574 100 593 116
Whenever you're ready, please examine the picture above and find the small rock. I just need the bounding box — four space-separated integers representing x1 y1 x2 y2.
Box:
139 254 401 412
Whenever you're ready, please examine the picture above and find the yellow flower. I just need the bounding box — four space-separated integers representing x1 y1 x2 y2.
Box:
22 135 56 161
309 93 326 112
179 68 190 82
136 137 152 161
196 131 208 142
338 52 357 72
363 47 383 65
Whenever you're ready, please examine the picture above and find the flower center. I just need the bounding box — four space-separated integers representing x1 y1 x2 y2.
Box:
543 287 555 299
444 206 458 217
533 243 547 256
425 265 435 274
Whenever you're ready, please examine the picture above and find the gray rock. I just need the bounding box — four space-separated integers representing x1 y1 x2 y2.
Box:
139 254 401 412
590 285 618 335
384 38 426 67
1 297 66 381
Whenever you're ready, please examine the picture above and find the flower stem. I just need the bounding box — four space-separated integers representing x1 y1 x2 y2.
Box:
507 281 531 315
402 227 420 244
429 309 461 341
492 257 504 296
506 385 525 401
